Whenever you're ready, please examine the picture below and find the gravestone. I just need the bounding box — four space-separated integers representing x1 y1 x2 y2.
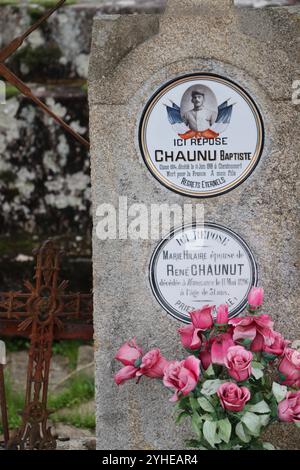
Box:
89 0 299 449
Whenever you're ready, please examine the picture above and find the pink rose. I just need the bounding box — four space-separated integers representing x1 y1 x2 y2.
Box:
229 314 274 352
136 348 169 378
216 304 229 325
248 287 264 309
278 348 300 388
199 345 212 371
278 391 300 423
225 345 253 382
217 382 251 412
163 356 200 402
115 338 143 366
114 338 143 385
114 365 139 385
263 331 289 357
178 305 213 350
190 305 214 331
178 324 202 350
210 332 235 365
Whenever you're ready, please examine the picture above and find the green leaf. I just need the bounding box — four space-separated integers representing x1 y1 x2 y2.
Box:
218 442 231 450
262 442 276 450
205 364 215 377
240 338 252 348
235 422 251 443
176 411 190 424
185 441 208 450
201 379 224 396
203 420 218 448
197 396 215 413
134 357 142 367
278 372 286 382
269 398 279 418
191 412 203 438
272 382 287 403
258 414 270 427
185 439 204 448
241 412 261 436
217 418 232 444
252 367 264 380
252 361 264 370
199 413 214 422
252 391 264 404
262 352 277 362
189 396 200 412
295 422 300 429
248 400 270 414
176 395 190 410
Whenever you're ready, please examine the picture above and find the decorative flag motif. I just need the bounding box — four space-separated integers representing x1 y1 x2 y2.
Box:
165 99 234 140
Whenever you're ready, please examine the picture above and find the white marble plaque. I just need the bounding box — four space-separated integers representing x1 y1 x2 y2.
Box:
150 222 258 322
140 74 264 197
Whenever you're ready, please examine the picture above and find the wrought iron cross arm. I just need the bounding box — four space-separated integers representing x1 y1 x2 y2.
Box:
0 63 90 148
0 0 66 62
0 0 90 150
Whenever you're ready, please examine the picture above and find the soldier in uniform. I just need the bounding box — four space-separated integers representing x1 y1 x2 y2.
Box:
182 90 217 133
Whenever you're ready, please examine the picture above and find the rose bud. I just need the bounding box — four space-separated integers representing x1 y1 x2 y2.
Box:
248 287 264 309
216 304 229 325
190 305 214 331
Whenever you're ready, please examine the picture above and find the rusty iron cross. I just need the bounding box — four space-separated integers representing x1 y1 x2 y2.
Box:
0 240 93 450
0 0 90 149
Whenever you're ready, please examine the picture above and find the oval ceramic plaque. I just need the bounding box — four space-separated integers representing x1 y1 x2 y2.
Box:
139 74 264 197
150 222 258 323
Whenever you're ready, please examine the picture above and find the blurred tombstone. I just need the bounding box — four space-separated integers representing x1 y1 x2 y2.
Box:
0 341 5 366
0 80 5 104
0 340 9 445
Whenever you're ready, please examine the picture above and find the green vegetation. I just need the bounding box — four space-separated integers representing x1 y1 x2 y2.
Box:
51 411 95 430
0 170 18 184
4 339 87 369
81 82 88 94
0 373 95 435
0 374 24 434
5 339 82 369
5 338 30 353
48 374 94 410
13 44 62 72
0 340 94 436
4 85 20 99
52 340 82 370
0 233 38 257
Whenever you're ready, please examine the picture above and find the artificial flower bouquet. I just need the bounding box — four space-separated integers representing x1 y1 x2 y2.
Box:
114 287 300 450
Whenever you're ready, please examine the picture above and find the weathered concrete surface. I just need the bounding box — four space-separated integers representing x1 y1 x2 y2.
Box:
89 0 299 449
